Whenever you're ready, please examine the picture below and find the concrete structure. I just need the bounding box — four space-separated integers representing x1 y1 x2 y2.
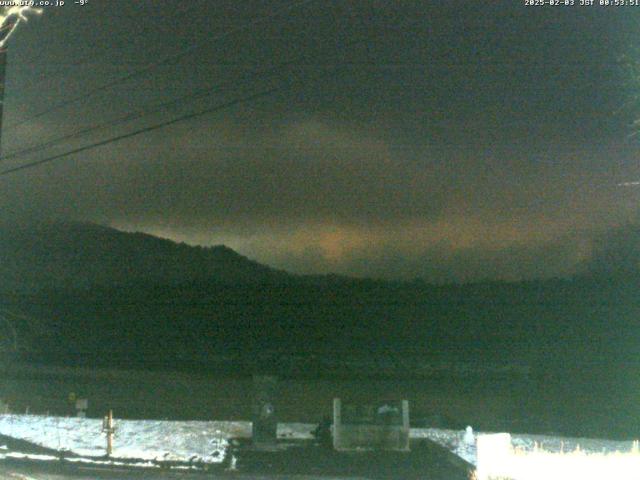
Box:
332 398 410 451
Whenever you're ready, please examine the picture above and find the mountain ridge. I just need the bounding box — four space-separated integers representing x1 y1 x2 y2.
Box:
2 221 640 376
0 221 289 291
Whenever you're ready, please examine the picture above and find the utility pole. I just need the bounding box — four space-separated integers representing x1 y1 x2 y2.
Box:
0 47 7 156
0 7 42 156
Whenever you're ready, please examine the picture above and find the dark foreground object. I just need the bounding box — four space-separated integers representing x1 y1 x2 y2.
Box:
228 439 470 479
0 439 471 480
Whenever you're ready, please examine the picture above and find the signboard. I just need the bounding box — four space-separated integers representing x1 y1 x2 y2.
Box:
333 398 410 451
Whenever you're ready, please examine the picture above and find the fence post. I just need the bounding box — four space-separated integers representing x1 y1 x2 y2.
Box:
332 398 341 450
102 410 115 457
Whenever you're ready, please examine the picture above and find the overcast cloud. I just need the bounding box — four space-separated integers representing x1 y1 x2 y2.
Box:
1 1 639 281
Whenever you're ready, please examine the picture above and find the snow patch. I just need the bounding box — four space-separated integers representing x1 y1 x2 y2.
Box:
411 427 640 467
0 415 228 464
3 413 634 472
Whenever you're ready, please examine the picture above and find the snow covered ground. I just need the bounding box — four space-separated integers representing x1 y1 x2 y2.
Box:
0 415 230 464
0 415 320 466
0 414 636 471
412 426 640 467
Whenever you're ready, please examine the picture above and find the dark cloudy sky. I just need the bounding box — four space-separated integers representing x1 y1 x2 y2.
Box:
2 0 640 282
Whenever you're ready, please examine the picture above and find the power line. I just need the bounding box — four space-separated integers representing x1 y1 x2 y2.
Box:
0 64 351 177
1 4 367 164
12 1 211 94
0 18 357 161
3 30 367 163
4 0 315 132
0 3 369 176
0 57 302 163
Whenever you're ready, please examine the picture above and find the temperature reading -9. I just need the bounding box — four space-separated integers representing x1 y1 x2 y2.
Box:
75 0 89 5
